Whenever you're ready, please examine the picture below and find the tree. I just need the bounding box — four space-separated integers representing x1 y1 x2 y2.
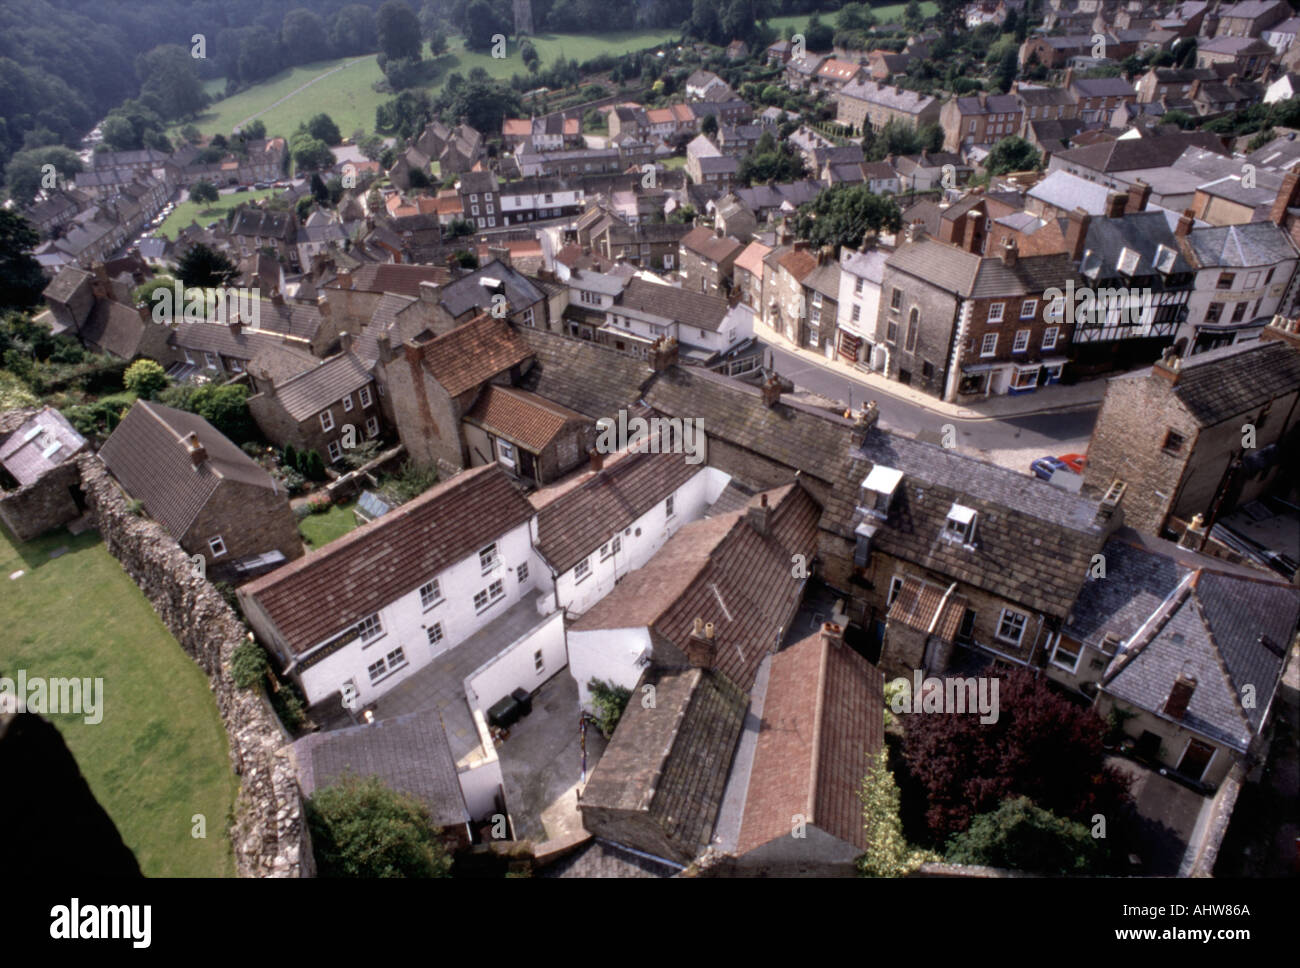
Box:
242 119 267 141
464 0 508 51
700 113 719 137
305 113 343 146
189 180 219 205
0 211 47 309
378 1 424 61
136 45 208 120
429 31 448 58
331 5 378 56
238 32 285 85
804 15 834 52
230 641 271 689
859 749 939 877
904 0 925 31
3 146 82 206
281 8 331 66
189 384 255 444
792 184 902 251
175 242 238 289
123 359 168 400
945 797 1106 874
521 40 540 74
301 449 327 481
901 668 1132 844
307 774 453 877
291 134 336 171
737 130 809 186
984 135 1041 175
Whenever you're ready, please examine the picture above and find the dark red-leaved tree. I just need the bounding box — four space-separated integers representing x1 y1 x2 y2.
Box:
901 668 1132 843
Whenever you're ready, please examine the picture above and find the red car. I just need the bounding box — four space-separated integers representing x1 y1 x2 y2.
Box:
1058 454 1087 474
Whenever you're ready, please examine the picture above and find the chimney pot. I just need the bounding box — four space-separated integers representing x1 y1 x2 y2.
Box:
589 448 605 472
184 432 208 467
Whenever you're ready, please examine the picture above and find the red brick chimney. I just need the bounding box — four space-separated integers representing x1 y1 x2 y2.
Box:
1163 672 1197 720
1260 314 1300 350
183 432 207 468
760 372 783 406
1269 171 1300 226
1000 236 1018 268
1153 344 1183 384
589 447 605 472
1105 192 1127 219
650 336 679 371
684 617 716 667
1126 179 1151 214
1176 208 1195 238
1066 207 1092 261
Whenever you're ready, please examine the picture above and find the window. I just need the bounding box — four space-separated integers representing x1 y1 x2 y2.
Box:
1265 267 1275 284
486 204 494 215
890 287 903 311
342 393 354 412
887 575 905 605
887 319 898 343
359 386 372 407
427 623 444 647
905 308 919 352
1216 272 1235 290
1205 302 1223 323
996 608 1028 647
489 579 504 601
357 613 383 643
855 277 864 295
600 536 622 560
479 543 500 574
943 503 977 545
1231 301 1247 323
665 494 675 517
574 557 591 582
205 352 218 370
1020 299 1038 319
1244 271 1260 289
851 304 861 323
208 535 227 558
1052 638 1082 671
987 302 1004 323
229 358 244 373
419 579 442 609
1042 326 1059 350
522 306 535 327
320 410 335 432
386 647 407 671
471 204 480 217
183 349 196 365
365 417 379 437
327 440 342 462
980 333 998 356
957 608 976 643
534 649 545 672
517 561 529 583
1013 329 1030 353
1163 429 1186 453
367 658 388 682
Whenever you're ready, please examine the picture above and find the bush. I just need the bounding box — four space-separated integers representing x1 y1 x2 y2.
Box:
277 465 307 496
230 641 270 689
377 460 438 505
306 494 333 514
945 797 1105 874
306 774 453 877
282 443 299 472
271 681 308 733
588 678 631 739
302 449 327 481
122 359 167 400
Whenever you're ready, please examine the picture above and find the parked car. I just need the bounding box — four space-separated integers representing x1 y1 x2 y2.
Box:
254 181 270 190
1058 453 1087 474
1031 456 1070 480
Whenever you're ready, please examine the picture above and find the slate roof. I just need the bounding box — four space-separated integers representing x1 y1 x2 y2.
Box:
1070 77 1137 97
515 328 652 417
80 300 148 359
1102 569 1298 752
240 298 325 342
43 266 93 306
736 628 883 856
274 352 374 422
0 408 86 486
579 666 748 864
291 707 469 829
1181 222 1298 269
413 314 532 397
1028 170 1114 213
1053 132 1227 173
462 384 587 454
573 483 822 693
439 261 545 318
1168 339 1300 426
98 401 276 538
241 463 534 654
838 79 939 115
1080 211 1192 278
245 341 319 386
169 320 310 361
535 450 702 573
229 208 295 241
618 279 731 331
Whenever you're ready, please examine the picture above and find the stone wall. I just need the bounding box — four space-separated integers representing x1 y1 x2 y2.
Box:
0 461 83 542
77 453 311 878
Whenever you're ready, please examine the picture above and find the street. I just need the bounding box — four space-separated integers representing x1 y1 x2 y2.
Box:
760 340 1100 459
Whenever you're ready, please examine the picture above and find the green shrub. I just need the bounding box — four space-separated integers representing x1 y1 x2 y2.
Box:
125 498 145 516
306 774 453 878
271 682 308 733
283 443 299 472
588 678 631 739
230 641 270 689
302 449 327 481
123 359 168 400
307 494 332 514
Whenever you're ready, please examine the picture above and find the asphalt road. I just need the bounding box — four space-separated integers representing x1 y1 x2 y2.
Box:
760 340 1100 457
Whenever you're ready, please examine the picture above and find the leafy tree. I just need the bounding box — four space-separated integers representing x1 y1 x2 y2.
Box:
454 249 479 269
1161 110 1194 130
291 134 336 171
945 797 1106 874
305 113 343 146
434 75 522 135
903 0 925 31
306 773 453 878
190 384 256 443
302 449 327 480
804 15 834 52
281 8 331 66
792 184 902 251
901 667 1131 843
175 243 238 289
4 146 82 206
283 443 299 472
700 113 719 138
189 180 219 204
429 31 448 58
376 89 436 141
521 40 539 74
378 0 424 61
135 45 208 120
984 136 1041 175
123 359 168 400
859 749 939 877
331 5 378 56
588 678 632 738
464 0 508 51
238 32 285 85
737 130 809 186
0 211 45 309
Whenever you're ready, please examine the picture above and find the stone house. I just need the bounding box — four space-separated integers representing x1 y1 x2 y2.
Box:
1195 35 1274 76
835 80 943 135
1081 328 1300 538
461 384 591 487
733 239 771 312
940 93 1024 151
0 408 88 541
678 227 743 297
1065 73 1139 123
97 400 303 569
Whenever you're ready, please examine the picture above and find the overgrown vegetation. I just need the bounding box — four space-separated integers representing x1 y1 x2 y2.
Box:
587 677 632 739
858 748 939 877
306 773 453 878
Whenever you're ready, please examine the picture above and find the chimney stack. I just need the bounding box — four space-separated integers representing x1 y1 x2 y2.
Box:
1104 192 1127 219
1066 207 1092 261
650 336 679 372
1176 208 1195 238
1126 178 1151 214
1268 171 1300 226
339 331 352 354
1154 344 1183 383
1179 512 1207 550
337 269 353 290
589 448 605 473
1163 672 1197 720
685 617 716 667
851 401 880 448
1260 313 1300 349
376 331 393 363
183 432 207 468
488 245 512 269
760 372 783 407
228 319 243 338
1001 236 1018 268
820 621 844 647
746 492 772 536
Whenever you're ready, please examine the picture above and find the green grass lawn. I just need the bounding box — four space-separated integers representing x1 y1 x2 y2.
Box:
298 500 358 550
766 3 938 35
158 188 276 240
0 524 238 876
183 29 683 141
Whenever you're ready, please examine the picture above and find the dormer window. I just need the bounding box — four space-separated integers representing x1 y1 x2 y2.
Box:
943 503 977 545
860 465 903 518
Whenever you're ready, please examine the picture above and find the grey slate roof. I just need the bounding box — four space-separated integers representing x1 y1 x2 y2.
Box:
1081 211 1192 278
1181 222 1298 269
0 408 86 486
1168 339 1300 426
274 352 374 422
439 260 544 317
291 707 470 830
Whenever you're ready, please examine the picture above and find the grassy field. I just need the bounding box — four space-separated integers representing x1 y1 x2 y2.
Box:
186 29 682 141
766 2 939 34
0 525 238 877
298 500 358 550
158 188 277 240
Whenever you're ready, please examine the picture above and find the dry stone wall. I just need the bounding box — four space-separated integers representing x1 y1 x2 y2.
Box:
77 453 311 877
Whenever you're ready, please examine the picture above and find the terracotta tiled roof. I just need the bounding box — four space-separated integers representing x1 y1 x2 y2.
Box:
413 314 532 397
463 384 587 454
736 628 884 855
734 240 772 277
887 576 969 642
241 463 534 655
680 226 743 264
777 247 819 281
332 263 453 296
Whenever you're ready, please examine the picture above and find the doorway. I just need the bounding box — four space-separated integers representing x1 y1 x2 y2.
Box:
1178 739 1215 782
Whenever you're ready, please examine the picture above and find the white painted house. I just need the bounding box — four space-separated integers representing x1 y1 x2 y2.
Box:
835 246 887 366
